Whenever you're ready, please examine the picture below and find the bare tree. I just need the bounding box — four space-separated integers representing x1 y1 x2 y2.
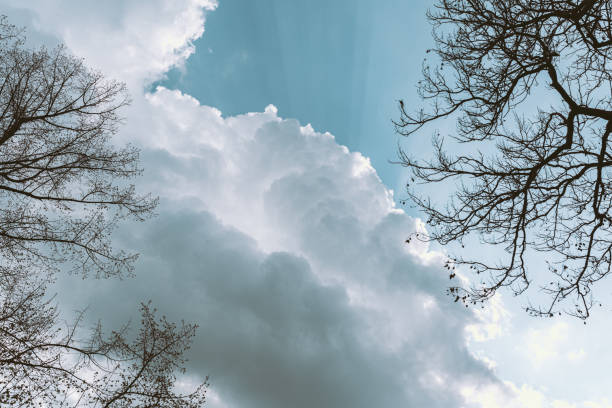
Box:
0 16 208 405
396 0 612 318
0 286 207 407
0 16 156 279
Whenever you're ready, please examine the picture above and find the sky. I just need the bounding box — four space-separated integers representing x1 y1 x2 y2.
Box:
153 0 432 196
2 1 612 407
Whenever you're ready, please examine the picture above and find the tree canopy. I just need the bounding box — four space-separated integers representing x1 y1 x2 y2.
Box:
0 16 207 406
396 0 612 318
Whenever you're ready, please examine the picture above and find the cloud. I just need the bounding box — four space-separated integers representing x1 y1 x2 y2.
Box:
525 322 568 367
1 0 217 87
567 348 586 363
55 88 503 407
466 294 512 343
463 380 612 408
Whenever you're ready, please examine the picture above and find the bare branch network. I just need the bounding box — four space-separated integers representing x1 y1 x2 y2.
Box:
0 16 207 406
0 17 157 280
396 0 612 318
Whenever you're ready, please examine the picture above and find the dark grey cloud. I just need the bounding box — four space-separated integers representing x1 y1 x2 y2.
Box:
57 204 492 408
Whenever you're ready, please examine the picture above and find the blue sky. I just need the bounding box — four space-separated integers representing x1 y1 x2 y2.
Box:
4 1 612 407
157 0 431 197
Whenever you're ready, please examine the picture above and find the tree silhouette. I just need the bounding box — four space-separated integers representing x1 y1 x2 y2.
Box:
396 0 612 319
0 16 207 405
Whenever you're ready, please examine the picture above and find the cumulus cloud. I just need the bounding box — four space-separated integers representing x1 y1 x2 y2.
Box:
1 0 217 87
55 88 502 407
525 322 569 367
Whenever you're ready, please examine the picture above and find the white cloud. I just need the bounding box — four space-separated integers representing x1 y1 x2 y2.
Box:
1 0 217 87
525 322 569 367
552 401 578 408
583 400 612 408
567 348 586 363
462 380 612 408
466 294 512 343
461 382 546 408
55 86 504 407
